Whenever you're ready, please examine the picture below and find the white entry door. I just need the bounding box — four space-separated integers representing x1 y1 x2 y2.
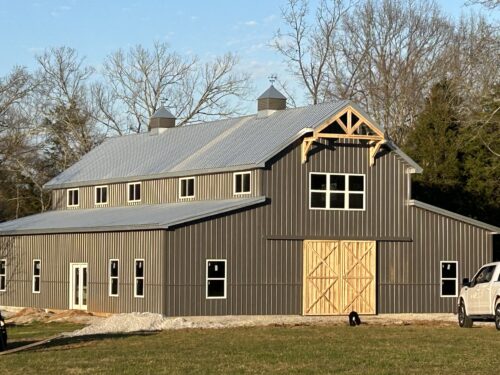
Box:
69 263 88 310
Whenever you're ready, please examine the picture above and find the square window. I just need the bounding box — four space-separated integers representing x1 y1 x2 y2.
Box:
349 175 364 191
234 172 251 194
311 192 327 208
441 280 456 297
330 193 345 209
441 262 457 279
310 173 365 211
348 193 364 209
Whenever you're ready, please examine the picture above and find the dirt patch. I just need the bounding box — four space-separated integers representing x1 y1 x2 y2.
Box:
5 307 99 325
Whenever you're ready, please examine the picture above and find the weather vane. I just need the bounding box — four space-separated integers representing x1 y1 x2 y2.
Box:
268 74 277 85
160 96 168 107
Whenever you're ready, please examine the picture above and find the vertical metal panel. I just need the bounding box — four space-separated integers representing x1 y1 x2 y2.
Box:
377 208 493 313
51 170 262 210
0 231 165 314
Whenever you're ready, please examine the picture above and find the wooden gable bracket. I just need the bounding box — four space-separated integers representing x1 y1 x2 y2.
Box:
301 106 386 166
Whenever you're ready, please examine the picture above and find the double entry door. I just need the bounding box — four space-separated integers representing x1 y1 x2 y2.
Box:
303 240 376 315
69 263 88 310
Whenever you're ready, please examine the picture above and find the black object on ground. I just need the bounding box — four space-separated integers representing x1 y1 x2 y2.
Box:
349 311 361 326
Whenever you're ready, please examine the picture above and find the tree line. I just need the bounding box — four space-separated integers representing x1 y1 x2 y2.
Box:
0 0 498 225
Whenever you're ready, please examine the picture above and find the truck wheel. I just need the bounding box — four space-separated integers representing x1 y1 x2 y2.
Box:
458 301 473 328
495 303 500 331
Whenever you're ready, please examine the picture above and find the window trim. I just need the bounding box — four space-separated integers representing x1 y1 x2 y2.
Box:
109 259 119 297
127 182 142 203
95 185 109 206
206 259 227 300
309 172 366 211
440 260 458 298
233 172 252 195
32 259 41 294
67 188 80 208
179 177 196 199
0 259 6 292
134 258 145 298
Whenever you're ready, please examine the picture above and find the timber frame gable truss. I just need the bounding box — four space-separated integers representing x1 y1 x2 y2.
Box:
301 106 386 166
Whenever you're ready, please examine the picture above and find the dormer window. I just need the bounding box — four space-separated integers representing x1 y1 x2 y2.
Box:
95 186 108 205
233 172 251 195
127 182 141 203
179 177 195 199
67 188 79 207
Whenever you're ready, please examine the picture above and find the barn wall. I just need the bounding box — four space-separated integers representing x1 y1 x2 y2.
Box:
0 231 165 314
377 207 493 313
52 170 262 210
164 139 414 316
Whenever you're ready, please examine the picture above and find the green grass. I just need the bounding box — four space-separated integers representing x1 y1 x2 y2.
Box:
2 322 499 374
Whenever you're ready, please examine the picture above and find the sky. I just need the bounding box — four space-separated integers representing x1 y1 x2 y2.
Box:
0 0 497 111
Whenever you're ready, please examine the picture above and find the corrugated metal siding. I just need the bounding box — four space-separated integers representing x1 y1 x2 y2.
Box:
378 207 493 313
163 140 415 316
0 231 165 314
52 170 262 210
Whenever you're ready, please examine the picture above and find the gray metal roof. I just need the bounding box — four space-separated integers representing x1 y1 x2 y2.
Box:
151 106 175 119
257 85 287 100
409 200 500 233
44 100 418 189
0 197 266 235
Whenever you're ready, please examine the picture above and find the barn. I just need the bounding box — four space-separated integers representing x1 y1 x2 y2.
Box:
0 85 498 316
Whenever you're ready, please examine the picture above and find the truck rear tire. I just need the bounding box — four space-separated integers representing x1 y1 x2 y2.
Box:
458 301 473 328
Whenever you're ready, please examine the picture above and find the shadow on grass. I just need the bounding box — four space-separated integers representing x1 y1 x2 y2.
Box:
6 331 158 354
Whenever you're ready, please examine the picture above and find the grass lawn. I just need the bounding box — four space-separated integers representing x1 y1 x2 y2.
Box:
2 322 499 374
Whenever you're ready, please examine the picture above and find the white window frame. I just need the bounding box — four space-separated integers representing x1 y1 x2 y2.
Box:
309 172 365 211
109 259 119 297
0 259 6 292
95 185 109 206
134 258 145 298
67 188 80 208
127 182 142 203
179 177 195 199
233 172 252 195
440 260 458 298
206 259 227 300
32 259 41 294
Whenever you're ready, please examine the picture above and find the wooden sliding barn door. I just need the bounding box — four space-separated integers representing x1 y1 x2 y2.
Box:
303 240 376 315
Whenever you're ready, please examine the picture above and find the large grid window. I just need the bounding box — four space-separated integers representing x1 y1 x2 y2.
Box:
109 259 119 297
134 259 144 298
309 173 365 210
67 188 79 207
179 177 195 199
128 182 141 203
0 259 5 291
233 172 251 195
32 259 41 293
440 261 458 297
95 186 108 205
206 259 226 299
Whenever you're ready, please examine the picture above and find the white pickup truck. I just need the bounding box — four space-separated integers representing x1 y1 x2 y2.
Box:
458 261 500 330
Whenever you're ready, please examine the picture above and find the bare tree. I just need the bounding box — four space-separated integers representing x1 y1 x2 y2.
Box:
465 0 500 9
99 42 249 133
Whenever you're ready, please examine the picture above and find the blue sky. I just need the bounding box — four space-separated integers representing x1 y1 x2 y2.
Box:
0 0 496 108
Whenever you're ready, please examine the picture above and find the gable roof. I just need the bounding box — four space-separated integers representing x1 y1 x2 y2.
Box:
44 101 421 189
0 197 266 235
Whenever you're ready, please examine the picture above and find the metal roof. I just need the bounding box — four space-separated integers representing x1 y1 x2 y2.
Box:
44 100 419 189
0 197 266 235
151 106 176 119
409 200 500 233
257 85 287 100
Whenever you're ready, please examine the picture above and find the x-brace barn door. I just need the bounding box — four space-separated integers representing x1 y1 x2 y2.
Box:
303 240 376 315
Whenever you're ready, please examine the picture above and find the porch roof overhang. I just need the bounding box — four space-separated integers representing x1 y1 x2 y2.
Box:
0 197 267 235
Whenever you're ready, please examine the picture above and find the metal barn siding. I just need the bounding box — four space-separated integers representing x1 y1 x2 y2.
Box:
0 231 165 314
51 170 262 210
163 140 414 316
377 207 493 313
